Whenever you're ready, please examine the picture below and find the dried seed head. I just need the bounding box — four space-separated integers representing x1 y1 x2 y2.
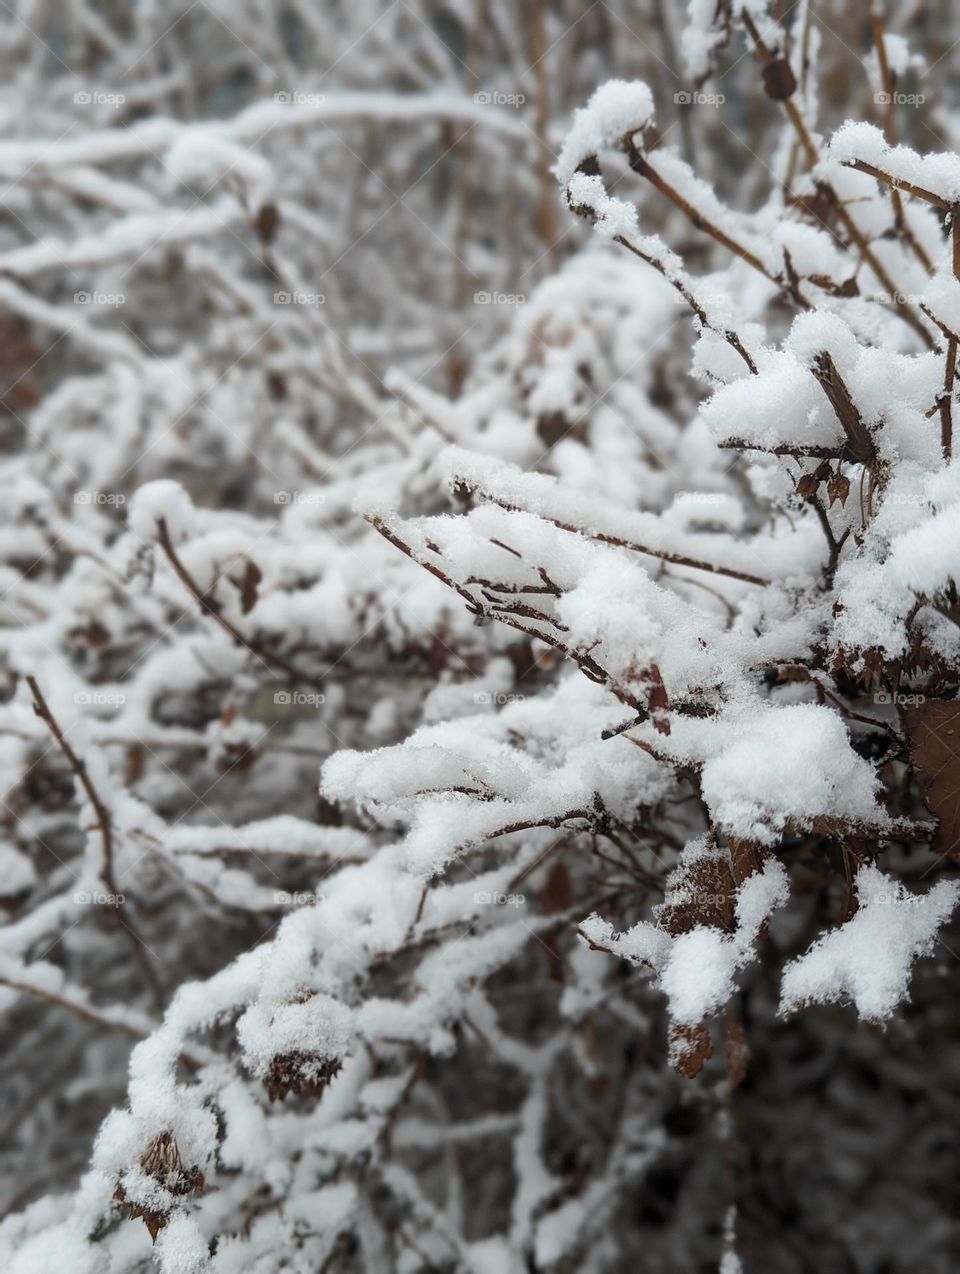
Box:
113 1132 204 1243
264 1051 344 1102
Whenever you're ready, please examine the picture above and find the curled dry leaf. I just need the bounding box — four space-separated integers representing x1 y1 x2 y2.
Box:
903 699 960 858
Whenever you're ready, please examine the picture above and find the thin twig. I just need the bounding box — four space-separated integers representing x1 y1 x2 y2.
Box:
155 517 323 690
25 675 163 1005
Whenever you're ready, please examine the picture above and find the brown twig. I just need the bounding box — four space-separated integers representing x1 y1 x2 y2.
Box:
366 515 649 714
941 211 960 459
740 7 935 348
25 675 163 1005
474 498 771 587
0 973 201 1070
865 5 935 274
612 232 759 373
810 351 877 466
841 158 950 212
155 517 323 691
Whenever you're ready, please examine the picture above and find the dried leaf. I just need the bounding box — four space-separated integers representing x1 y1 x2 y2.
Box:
670 1022 714 1078
827 472 851 506
541 858 573 915
762 57 798 101
658 851 734 935
724 1003 750 1090
232 559 262 615
255 202 280 243
903 698 960 857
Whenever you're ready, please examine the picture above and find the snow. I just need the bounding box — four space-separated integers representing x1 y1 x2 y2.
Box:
127 479 196 544
154 1214 209 1274
826 122 960 203
698 704 888 844
554 80 655 187
781 866 960 1019
237 993 354 1080
582 855 790 1030
4 21 960 1273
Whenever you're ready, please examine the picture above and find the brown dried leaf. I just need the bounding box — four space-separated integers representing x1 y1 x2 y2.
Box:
658 851 735 935
762 57 798 101
724 1003 750 1090
903 698 960 857
670 1022 714 1079
255 202 280 243
827 472 851 507
541 859 573 915
232 559 262 615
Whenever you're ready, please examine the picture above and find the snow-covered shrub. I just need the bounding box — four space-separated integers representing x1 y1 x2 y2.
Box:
1 3 960 1273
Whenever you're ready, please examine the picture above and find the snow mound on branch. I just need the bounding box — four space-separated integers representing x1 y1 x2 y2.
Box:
780 866 960 1019
825 121 960 203
554 80 654 186
165 128 271 194
127 479 195 543
699 704 886 844
237 993 353 1079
